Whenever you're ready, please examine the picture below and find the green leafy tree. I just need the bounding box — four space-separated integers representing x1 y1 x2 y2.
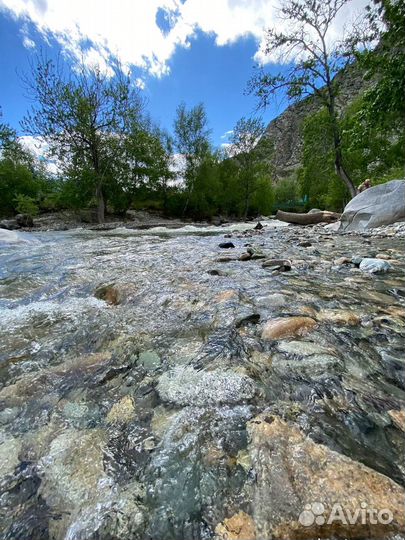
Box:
347 0 405 177
299 109 348 210
173 102 211 215
360 0 405 122
230 117 273 217
247 0 365 198
0 110 51 216
22 56 144 223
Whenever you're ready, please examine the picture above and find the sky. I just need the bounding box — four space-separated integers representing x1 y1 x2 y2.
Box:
0 0 369 150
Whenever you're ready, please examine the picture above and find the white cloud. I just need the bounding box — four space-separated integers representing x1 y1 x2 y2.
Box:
220 129 234 140
0 0 370 77
22 35 36 49
135 77 146 90
19 135 59 174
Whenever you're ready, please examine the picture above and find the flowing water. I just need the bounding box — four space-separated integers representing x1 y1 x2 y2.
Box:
0 222 404 539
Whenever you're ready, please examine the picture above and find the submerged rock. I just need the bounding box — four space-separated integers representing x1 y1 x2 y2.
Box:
247 414 405 540
262 258 291 271
317 309 361 326
94 283 123 305
39 428 108 509
215 511 256 540
0 433 21 477
359 258 392 274
262 317 316 340
65 482 145 540
106 396 135 424
157 366 256 406
219 242 235 249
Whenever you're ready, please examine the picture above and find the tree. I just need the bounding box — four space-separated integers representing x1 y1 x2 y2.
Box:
360 0 405 121
247 0 362 198
173 102 211 215
230 117 273 217
348 0 405 167
22 56 144 223
0 109 51 217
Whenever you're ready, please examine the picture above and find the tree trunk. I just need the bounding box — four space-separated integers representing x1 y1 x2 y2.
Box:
96 184 105 224
276 210 340 225
335 149 358 199
327 97 358 199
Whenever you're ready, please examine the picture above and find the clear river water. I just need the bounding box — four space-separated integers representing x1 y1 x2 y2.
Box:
0 222 404 539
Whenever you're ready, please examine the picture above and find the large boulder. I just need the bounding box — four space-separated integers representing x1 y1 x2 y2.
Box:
340 179 405 232
246 414 405 540
0 219 20 230
15 213 34 227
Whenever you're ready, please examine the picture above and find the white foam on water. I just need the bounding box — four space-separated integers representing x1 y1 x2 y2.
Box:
101 219 289 237
0 296 106 331
0 229 40 245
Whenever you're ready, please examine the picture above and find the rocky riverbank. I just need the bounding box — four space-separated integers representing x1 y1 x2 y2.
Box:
0 222 404 539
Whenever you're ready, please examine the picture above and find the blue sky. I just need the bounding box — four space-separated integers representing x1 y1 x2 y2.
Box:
0 0 367 149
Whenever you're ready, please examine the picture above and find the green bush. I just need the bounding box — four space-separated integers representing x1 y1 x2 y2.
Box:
14 194 39 216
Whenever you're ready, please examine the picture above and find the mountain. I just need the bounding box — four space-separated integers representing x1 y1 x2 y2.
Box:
264 63 373 179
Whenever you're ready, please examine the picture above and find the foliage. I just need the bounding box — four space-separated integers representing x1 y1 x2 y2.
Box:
0 111 52 217
359 0 405 122
22 56 145 223
273 176 301 210
173 102 212 215
14 194 39 216
247 0 365 197
299 109 349 211
230 117 274 217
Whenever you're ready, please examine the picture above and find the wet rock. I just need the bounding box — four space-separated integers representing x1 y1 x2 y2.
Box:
334 256 352 265
254 222 264 230
139 350 161 370
151 406 179 439
352 256 364 266
157 366 256 406
235 313 261 328
65 482 145 540
0 218 19 230
262 259 292 271
273 353 342 376
277 341 333 356
262 317 316 340
219 242 235 249
247 247 266 259
214 290 240 303
317 309 361 326
359 258 392 274
247 414 405 540
215 511 256 540
94 283 122 305
16 213 34 227
106 396 135 424
258 293 290 308
216 256 237 262
249 350 273 369
239 252 252 261
388 409 405 432
39 428 109 509
0 433 21 477
298 241 312 247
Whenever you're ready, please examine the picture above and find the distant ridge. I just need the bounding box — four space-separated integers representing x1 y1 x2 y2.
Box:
264 62 372 179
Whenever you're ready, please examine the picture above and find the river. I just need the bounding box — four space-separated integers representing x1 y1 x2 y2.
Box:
0 222 404 539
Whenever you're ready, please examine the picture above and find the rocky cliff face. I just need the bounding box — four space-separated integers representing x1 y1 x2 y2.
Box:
264 63 371 179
